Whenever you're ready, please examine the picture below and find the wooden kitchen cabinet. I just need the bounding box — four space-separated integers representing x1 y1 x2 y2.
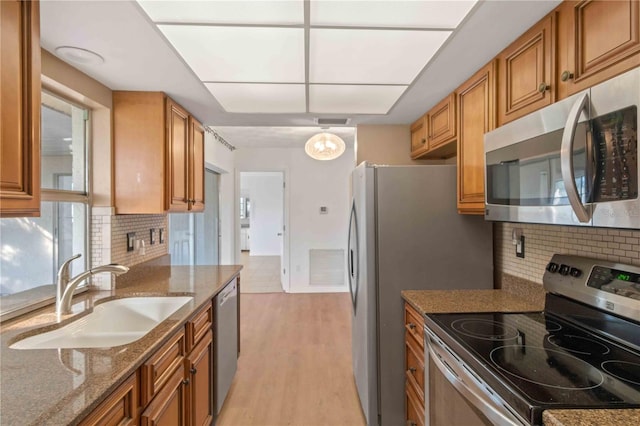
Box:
141 364 187 426
410 114 429 159
185 330 213 426
79 372 139 426
456 60 497 215
0 0 41 218
404 303 426 426
425 93 457 157
498 13 556 126
141 329 186 405
557 0 640 98
113 92 205 214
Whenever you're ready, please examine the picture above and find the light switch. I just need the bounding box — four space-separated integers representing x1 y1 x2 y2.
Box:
150 228 156 245
127 232 136 252
159 228 165 244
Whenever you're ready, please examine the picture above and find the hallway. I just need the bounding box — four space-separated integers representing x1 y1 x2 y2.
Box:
239 252 283 293
216 292 366 426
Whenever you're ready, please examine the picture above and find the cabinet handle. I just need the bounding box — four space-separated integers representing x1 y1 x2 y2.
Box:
561 70 574 82
409 367 417 374
408 323 416 330
183 378 190 386
421 138 426 145
538 83 550 93
190 367 197 375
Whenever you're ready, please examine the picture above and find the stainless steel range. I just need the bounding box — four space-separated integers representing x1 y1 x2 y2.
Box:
423 254 640 425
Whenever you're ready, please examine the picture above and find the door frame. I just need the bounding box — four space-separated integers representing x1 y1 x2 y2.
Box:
235 168 290 293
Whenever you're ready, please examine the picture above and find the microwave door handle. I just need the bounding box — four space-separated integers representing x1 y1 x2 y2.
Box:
560 92 591 223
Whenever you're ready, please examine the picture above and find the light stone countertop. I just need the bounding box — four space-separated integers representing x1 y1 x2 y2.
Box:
401 282 640 426
0 262 242 426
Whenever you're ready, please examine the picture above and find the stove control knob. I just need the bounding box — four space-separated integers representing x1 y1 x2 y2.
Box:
546 262 559 273
559 264 570 276
570 267 582 278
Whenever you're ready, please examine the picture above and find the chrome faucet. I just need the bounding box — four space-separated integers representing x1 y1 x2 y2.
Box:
56 254 129 318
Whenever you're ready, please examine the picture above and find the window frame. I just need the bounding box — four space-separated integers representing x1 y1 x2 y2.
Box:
0 90 92 322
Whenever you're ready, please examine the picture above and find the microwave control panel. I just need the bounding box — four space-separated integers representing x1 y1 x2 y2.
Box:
592 105 637 202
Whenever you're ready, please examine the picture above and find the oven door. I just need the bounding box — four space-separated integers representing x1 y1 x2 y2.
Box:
424 327 528 426
484 90 593 226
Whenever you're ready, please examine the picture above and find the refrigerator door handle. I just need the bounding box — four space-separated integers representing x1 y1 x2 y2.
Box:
347 200 359 311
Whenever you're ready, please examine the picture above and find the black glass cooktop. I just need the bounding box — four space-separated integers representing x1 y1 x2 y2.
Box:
426 297 640 423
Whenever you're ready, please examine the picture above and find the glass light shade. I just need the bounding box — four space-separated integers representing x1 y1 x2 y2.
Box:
305 133 346 161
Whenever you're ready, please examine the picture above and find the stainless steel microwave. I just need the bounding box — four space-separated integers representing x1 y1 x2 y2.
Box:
484 67 639 228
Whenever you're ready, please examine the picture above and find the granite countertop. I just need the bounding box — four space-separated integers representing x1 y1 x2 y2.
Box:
402 282 640 426
0 262 242 426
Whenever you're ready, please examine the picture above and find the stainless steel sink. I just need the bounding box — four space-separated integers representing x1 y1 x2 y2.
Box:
10 296 193 350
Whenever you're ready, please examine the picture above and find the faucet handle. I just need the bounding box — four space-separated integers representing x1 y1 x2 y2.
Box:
57 254 82 284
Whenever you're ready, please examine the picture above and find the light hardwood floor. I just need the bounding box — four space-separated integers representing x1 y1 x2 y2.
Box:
217 292 366 426
240 252 283 293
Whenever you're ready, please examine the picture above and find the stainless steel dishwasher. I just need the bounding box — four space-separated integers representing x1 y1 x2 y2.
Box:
215 278 238 415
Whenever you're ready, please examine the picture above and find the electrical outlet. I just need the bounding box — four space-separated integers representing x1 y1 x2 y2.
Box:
516 235 525 258
159 228 165 244
127 232 136 252
150 228 156 245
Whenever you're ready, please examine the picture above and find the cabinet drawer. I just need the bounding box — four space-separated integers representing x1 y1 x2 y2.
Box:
141 329 185 405
80 372 139 426
405 336 425 403
405 304 425 350
140 363 186 426
186 302 212 351
406 375 425 426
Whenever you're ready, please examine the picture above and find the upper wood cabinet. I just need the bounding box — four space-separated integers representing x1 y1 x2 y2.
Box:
410 114 428 159
425 93 457 158
456 61 497 215
558 0 640 97
113 92 205 214
0 0 41 218
498 13 556 126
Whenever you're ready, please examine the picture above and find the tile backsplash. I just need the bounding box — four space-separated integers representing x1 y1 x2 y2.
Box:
495 222 640 285
111 214 168 266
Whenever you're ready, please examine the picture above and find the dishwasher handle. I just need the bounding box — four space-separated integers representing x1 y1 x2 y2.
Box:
426 332 525 426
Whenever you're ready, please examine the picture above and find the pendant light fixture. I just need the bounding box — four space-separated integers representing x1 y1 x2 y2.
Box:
304 132 346 161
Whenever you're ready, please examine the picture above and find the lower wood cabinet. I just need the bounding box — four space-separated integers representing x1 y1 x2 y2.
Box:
79 372 139 426
404 303 426 426
141 364 187 426
186 330 214 426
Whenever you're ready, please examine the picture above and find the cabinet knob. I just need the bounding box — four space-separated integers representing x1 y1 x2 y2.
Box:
408 323 416 330
561 70 574 82
407 421 417 426
421 138 426 145
409 367 417 374
190 367 197 375
538 83 550 93
182 378 190 386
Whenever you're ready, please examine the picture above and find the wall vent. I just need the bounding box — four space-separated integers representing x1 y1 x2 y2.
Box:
315 118 350 126
309 249 345 286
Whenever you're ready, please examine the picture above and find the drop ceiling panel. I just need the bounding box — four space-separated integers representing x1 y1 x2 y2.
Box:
158 25 305 82
309 85 406 114
309 29 451 84
205 83 305 113
310 0 477 28
138 0 304 25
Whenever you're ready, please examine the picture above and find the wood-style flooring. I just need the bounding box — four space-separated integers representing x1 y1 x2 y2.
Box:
240 252 283 293
217 292 366 426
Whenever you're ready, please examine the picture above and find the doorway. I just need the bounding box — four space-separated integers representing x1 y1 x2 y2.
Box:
169 169 221 265
238 171 286 293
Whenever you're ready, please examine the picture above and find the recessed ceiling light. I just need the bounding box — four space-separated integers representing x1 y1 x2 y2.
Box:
55 46 105 65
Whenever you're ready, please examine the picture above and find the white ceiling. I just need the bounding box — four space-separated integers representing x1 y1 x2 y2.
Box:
39 0 562 147
215 126 355 149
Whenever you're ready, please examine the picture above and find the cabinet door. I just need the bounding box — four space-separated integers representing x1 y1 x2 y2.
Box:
80 372 139 426
562 0 640 95
186 330 213 426
498 13 555 125
141 364 187 426
141 330 185 405
167 99 190 212
410 115 428 159
405 376 425 426
456 61 497 215
0 0 40 218
188 117 205 212
427 93 456 155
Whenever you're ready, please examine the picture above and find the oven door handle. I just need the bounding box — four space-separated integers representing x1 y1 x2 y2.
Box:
560 92 591 223
427 339 523 426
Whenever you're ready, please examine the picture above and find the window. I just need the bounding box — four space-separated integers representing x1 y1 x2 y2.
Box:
0 92 90 321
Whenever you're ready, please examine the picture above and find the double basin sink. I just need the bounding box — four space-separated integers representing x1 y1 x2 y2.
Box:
10 296 193 350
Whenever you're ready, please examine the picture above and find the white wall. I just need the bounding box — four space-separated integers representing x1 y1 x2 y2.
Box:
204 133 235 265
235 146 353 293
242 172 283 256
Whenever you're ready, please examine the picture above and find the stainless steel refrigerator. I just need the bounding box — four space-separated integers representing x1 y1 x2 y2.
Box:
348 163 494 426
